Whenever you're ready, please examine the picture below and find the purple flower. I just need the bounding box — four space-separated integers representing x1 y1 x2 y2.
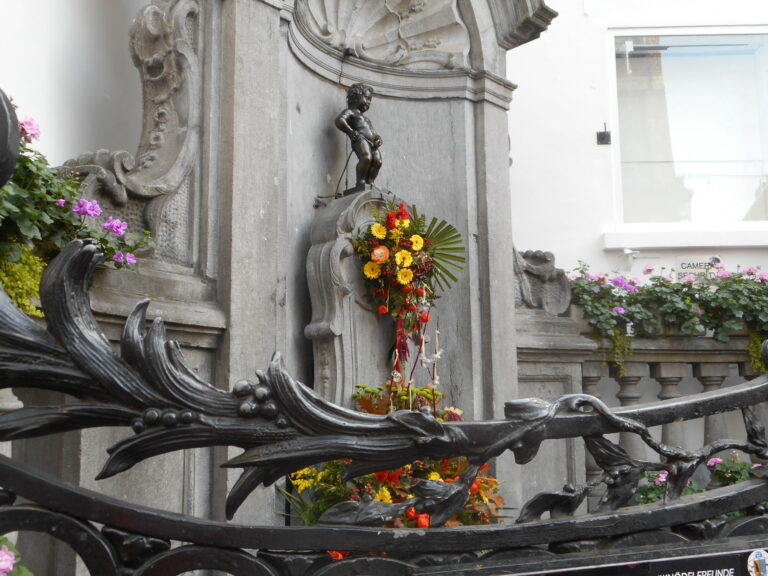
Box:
715 270 731 279
613 306 626 315
744 267 757 275
707 457 723 468
654 470 668 485
113 251 124 263
0 545 15 573
55 198 66 207
103 216 128 237
625 283 638 293
611 276 629 289
681 274 697 285
125 252 137 265
72 198 102 218
19 117 40 142
643 264 655 275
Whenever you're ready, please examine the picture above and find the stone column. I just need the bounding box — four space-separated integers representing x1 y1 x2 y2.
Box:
650 362 688 449
215 0 288 526
693 363 731 446
610 362 649 460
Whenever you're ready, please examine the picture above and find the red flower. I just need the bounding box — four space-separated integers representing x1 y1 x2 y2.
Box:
378 305 388 315
470 481 479 493
401 284 413 294
374 470 389 483
406 506 418 520
385 211 398 230
420 312 430 323
388 468 405 484
416 513 430 528
327 550 350 560
415 287 426 297
397 202 410 220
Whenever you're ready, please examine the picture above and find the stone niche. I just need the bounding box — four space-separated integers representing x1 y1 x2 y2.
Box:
305 188 397 407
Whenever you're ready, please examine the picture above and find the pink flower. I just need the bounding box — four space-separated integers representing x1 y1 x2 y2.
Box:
72 198 102 218
0 546 15 573
125 252 137 265
19 117 40 142
681 274 698 284
643 264 655 275
707 457 723 468
55 198 66 207
752 463 764 469
654 470 668 485
757 273 768 282
713 262 725 269
744 267 757 275
613 306 626 315
715 270 731 279
103 216 128 237
113 251 124 263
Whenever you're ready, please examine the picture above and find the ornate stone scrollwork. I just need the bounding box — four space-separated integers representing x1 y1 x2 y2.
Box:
295 0 470 71
61 0 200 234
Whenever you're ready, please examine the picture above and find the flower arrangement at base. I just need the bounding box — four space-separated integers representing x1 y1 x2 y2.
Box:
285 454 504 528
571 263 768 374
0 105 154 316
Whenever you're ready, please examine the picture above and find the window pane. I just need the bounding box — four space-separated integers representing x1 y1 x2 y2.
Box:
615 34 768 223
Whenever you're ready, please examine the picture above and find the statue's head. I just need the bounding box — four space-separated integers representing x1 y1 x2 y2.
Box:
347 83 373 111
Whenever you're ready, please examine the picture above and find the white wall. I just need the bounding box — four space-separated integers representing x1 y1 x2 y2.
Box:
508 0 768 278
0 0 145 165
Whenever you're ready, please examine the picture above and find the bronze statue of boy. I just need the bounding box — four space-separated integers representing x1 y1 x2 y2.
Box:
335 83 383 187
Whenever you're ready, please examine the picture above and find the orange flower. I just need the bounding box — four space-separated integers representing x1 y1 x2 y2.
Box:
417 513 430 528
327 550 350 560
371 245 390 264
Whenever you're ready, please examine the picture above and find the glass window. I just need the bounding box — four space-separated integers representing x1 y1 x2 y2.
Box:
615 34 768 224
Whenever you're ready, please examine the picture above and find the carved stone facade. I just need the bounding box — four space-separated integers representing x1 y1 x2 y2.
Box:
6 2 558 563
62 0 201 265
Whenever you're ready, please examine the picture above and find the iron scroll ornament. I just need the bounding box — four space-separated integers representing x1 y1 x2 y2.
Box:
2 241 768 540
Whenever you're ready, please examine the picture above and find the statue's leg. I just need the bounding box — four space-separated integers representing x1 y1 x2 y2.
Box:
354 141 373 186
366 149 382 184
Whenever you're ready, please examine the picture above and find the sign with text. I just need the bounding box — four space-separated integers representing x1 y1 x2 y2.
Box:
674 256 720 281
536 547 766 576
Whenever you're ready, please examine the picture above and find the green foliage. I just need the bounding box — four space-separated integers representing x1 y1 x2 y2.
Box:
634 470 701 505
0 122 155 316
571 264 768 373
0 140 81 260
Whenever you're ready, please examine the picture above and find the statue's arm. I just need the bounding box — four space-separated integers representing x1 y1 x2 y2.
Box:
335 109 361 141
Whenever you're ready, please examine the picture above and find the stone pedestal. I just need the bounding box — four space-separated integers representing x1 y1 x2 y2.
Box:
305 188 396 407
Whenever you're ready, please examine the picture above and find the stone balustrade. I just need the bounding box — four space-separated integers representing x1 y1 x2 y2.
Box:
516 312 759 510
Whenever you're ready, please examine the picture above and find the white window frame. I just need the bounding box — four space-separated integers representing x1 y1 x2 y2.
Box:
603 25 768 251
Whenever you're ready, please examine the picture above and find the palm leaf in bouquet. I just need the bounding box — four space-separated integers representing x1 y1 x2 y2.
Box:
413 206 465 292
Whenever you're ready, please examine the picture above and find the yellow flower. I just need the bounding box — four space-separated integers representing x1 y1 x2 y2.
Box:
398 218 411 230
371 223 387 239
374 486 392 503
397 268 414 285
364 261 382 279
395 250 413 267
428 471 443 482
409 235 424 251
389 228 403 243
